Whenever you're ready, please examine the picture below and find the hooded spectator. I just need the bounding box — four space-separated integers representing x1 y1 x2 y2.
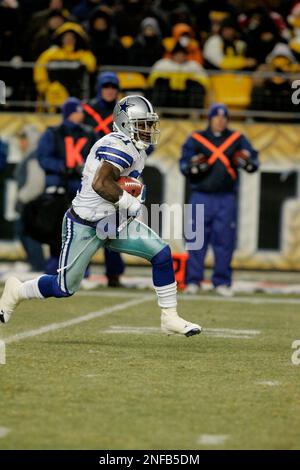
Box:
34 22 96 102
25 0 75 50
30 9 66 59
251 43 300 113
129 17 164 67
114 0 161 38
71 0 106 23
151 0 191 35
193 0 237 36
149 42 208 108
163 23 202 64
203 17 256 70
247 13 283 65
88 7 125 65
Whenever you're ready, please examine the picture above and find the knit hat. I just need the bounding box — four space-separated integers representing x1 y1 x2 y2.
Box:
208 103 229 120
62 97 83 120
98 70 119 89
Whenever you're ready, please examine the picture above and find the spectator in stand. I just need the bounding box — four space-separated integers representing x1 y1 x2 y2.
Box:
0 0 23 104
114 0 163 39
88 7 125 66
34 22 96 104
193 0 238 37
71 0 107 23
0 0 21 60
128 17 165 67
25 0 75 46
246 13 284 66
251 42 300 113
152 0 192 36
239 3 290 42
29 10 66 60
149 42 208 108
203 17 257 70
163 23 203 64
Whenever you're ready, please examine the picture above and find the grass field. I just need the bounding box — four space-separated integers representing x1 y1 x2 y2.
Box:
0 287 300 450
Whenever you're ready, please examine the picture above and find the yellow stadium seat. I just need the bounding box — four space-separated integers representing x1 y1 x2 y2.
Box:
210 73 253 108
117 72 147 91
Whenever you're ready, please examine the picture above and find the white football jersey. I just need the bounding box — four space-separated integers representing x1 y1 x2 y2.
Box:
72 131 147 221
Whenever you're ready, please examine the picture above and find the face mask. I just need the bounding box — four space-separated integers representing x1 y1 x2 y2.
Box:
179 36 190 47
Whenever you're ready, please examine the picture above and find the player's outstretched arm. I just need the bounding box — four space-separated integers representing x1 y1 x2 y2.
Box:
92 162 122 203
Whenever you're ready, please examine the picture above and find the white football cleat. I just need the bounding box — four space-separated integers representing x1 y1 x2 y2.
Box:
215 285 234 297
183 283 200 295
161 308 201 337
0 277 23 324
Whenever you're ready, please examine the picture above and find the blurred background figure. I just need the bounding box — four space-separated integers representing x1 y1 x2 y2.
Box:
29 10 66 60
203 17 257 70
246 11 284 67
113 0 161 38
88 7 125 66
24 0 76 60
37 97 96 275
14 125 46 273
149 42 208 108
180 104 259 297
83 71 125 287
34 22 96 109
251 43 300 115
163 23 202 64
128 17 164 67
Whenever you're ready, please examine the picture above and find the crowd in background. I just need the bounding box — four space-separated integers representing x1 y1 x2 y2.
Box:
1 0 300 68
1 0 300 112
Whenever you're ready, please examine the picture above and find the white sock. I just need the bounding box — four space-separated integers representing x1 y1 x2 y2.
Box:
20 277 44 300
154 281 177 308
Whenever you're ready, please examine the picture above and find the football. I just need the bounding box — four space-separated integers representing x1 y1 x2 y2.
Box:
117 176 143 197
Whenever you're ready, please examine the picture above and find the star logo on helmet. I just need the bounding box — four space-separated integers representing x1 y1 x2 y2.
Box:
118 100 134 115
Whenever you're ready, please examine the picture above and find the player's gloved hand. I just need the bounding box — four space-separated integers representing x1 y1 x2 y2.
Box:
188 153 209 175
115 190 141 217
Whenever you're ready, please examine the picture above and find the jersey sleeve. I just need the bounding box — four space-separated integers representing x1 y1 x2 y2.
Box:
95 135 134 172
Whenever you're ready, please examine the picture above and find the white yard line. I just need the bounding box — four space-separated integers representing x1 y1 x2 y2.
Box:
78 290 143 298
3 295 152 345
197 434 229 446
0 427 10 438
205 327 260 335
101 325 260 339
77 290 300 305
255 380 280 387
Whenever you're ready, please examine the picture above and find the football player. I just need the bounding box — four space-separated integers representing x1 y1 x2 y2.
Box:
0 96 201 337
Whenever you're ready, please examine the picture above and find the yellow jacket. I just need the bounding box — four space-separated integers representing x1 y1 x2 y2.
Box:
34 45 96 94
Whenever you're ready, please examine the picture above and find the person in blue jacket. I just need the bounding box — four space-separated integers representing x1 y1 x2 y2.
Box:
180 103 259 296
38 97 96 275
